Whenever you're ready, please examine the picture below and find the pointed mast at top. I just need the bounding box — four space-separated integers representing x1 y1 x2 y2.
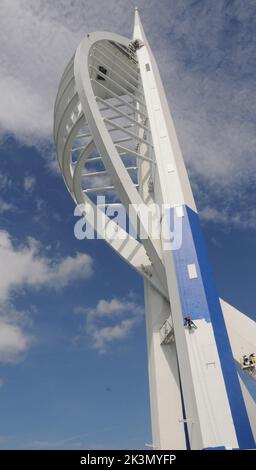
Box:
132 8 197 212
133 7 146 42
133 8 153 55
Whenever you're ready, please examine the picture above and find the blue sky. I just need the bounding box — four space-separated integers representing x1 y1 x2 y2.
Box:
0 0 255 449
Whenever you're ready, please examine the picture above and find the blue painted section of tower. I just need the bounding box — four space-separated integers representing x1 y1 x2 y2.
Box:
203 447 227 450
171 205 255 449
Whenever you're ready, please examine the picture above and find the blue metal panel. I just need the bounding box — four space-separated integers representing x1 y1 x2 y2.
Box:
170 205 255 449
203 447 227 450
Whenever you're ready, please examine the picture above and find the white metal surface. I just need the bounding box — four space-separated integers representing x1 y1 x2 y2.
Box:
144 281 186 449
221 299 256 370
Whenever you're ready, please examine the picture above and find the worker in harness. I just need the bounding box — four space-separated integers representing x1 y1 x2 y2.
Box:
184 314 197 330
249 353 256 365
243 355 250 366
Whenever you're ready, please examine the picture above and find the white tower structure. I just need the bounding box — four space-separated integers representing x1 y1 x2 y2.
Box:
54 10 256 449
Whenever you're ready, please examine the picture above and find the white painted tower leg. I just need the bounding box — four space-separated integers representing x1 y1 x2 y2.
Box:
144 280 187 449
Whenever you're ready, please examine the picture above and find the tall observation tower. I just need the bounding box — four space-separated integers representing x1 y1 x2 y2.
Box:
54 10 256 449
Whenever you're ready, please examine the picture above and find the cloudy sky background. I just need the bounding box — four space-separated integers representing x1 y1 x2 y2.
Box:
0 0 255 449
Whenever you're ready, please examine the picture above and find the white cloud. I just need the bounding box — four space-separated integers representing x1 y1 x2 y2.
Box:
46 156 61 176
0 321 31 364
24 175 36 192
86 298 142 317
0 230 93 304
0 172 12 191
0 230 94 363
0 0 79 142
76 295 143 353
91 318 138 353
200 205 256 231
0 302 35 365
0 73 52 140
0 197 14 213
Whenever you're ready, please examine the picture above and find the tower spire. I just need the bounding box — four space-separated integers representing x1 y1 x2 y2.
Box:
133 7 146 42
